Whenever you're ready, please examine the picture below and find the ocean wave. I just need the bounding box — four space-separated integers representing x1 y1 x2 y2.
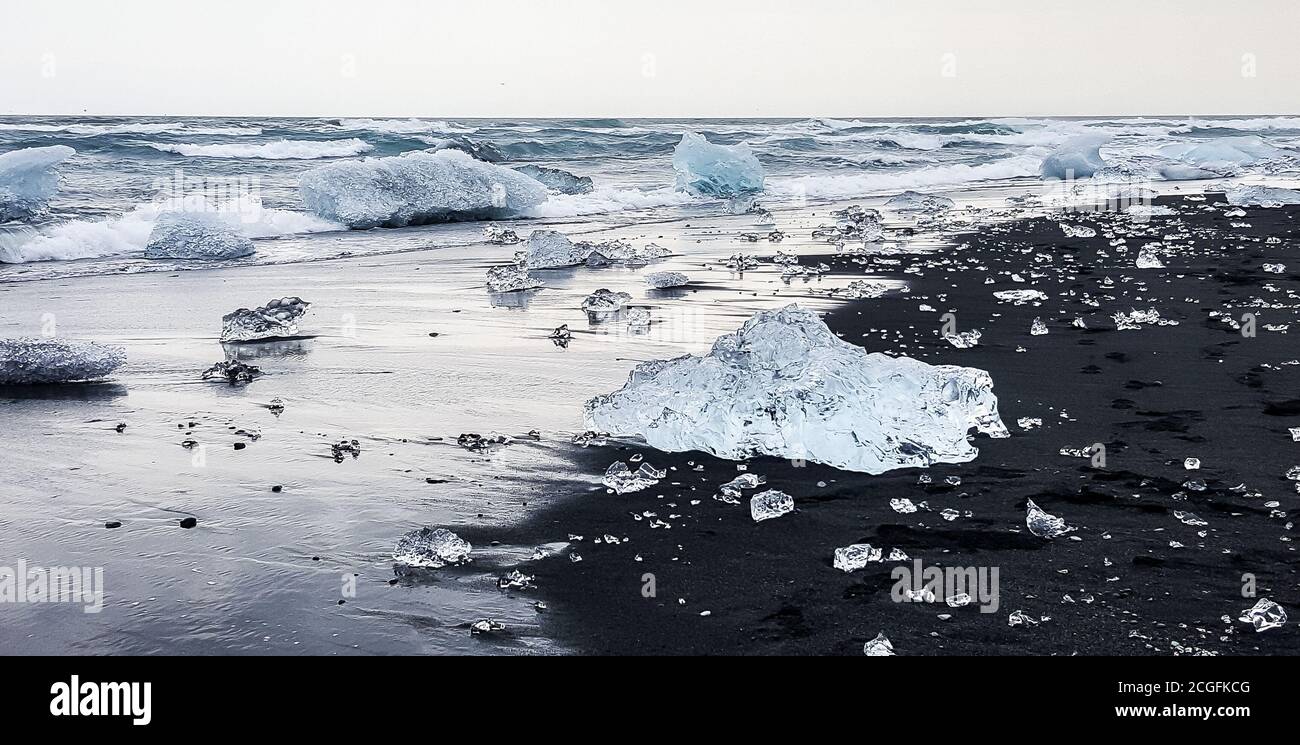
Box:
333 118 473 135
146 138 372 159
0 195 341 263
524 186 697 218
767 154 1042 199
0 122 262 136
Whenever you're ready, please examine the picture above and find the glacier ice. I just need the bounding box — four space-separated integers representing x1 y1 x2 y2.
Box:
834 543 883 571
644 271 689 289
518 230 589 269
392 527 472 568
1238 598 1287 632
0 145 76 222
1226 184 1300 207
1159 164 1217 181
512 165 594 195
750 489 794 522
584 305 1009 474
581 288 631 313
1039 136 1108 179
672 132 765 198
486 263 542 293
884 191 954 213
299 149 548 228
0 337 126 384
1026 498 1074 538
862 632 895 656
220 297 311 342
144 211 255 260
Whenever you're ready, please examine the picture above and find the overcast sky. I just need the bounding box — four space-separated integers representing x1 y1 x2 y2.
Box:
2 0 1296 118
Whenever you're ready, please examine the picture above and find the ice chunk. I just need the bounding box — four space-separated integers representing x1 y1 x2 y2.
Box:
1112 308 1176 330
512 165 594 195
1039 136 1108 179
486 263 542 293
393 527 472 568
585 305 1008 474
1162 136 1281 170
626 307 651 329
994 289 1047 304
1008 610 1040 628
862 632 895 656
1030 318 1048 336
715 473 765 504
581 288 632 313
833 543 883 571
201 360 262 385
1159 164 1217 181
299 149 548 228
602 460 664 494
1238 598 1287 632
1135 244 1165 269
1059 224 1096 238
833 280 899 300
1226 185 1300 208
0 145 75 222
143 211 255 260
749 489 794 522
0 337 125 384
483 226 521 245
220 297 311 342
1026 498 1074 539
644 271 689 289
890 498 918 514
518 230 588 269
884 190 954 213
944 329 981 348
672 132 764 198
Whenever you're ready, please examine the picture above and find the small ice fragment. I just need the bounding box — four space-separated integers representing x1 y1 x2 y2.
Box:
833 543 882 572
486 263 542 293
1290 427 1300 442
581 288 632 313
1184 458 1200 470
1238 598 1287 632
1026 498 1074 539
1172 510 1207 527
457 432 510 451
834 279 898 299
201 360 262 385
749 489 794 522
469 619 505 636
1030 317 1048 336
644 271 689 289
1018 417 1042 430
885 190 954 213
549 324 573 347
994 289 1047 304
944 329 981 348
602 461 663 494
1008 610 1040 628
1059 224 1096 238
483 226 521 245
626 307 651 329
511 164 593 195
1135 244 1165 269
1263 263 1286 274
144 211 256 260
393 527 472 568
518 229 588 269
715 473 765 504
220 297 311 342
890 498 918 514
0 337 126 384
497 569 534 590
862 632 895 656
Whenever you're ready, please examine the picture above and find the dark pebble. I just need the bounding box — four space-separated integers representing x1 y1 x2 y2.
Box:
271 485 283 493
233 442 246 450
179 517 197 529
105 521 121 529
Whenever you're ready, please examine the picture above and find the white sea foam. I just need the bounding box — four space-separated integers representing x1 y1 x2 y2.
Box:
0 122 262 136
0 195 340 263
147 139 372 159
334 118 473 135
524 186 696 218
768 155 1041 199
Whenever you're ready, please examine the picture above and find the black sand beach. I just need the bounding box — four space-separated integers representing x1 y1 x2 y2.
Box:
520 195 1300 655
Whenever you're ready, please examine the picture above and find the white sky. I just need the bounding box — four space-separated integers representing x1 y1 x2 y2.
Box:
1 0 1296 118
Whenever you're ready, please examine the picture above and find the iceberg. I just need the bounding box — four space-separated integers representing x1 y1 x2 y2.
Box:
392 527 472 568
0 145 76 222
584 305 1009 474
220 297 311 342
672 133 764 198
1039 136 1108 179
512 165 594 195
644 271 689 289
144 211 256 260
1226 184 1300 207
0 337 126 384
299 149 548 228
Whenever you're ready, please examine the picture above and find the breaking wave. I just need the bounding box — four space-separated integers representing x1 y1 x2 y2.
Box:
146 138 372 159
